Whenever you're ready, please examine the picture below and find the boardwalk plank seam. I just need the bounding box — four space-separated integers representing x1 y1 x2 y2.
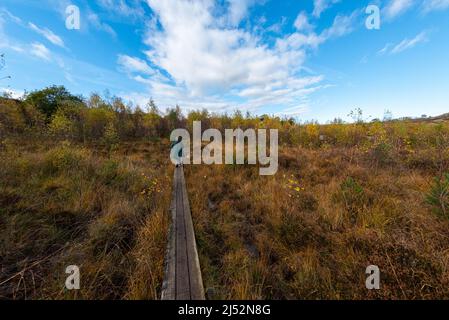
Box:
161 166 205 300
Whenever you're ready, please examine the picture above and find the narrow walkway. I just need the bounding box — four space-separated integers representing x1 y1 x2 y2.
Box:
161 166 205 300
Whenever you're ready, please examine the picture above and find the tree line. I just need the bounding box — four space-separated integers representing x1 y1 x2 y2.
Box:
1 85 448 151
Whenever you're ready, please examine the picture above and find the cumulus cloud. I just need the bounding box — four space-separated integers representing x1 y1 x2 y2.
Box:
140 0 310 110
117 0 357 113
294 11 313 31
227 0 256 26
28 23 65 48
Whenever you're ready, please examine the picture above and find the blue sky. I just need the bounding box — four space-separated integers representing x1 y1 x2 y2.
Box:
0 0 448 122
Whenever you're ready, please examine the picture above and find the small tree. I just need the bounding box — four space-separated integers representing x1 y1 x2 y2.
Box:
103 122 119 156
144 99 163 139
25 86 83 119
348 108 364 124
427 173 449 219
165 105 184 132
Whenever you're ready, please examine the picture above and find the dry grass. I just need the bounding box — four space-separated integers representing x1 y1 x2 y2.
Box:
185 141 449 299
0 138 170 300
1 115 448 300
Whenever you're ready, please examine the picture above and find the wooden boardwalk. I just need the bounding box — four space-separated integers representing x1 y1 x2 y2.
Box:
161 166 205 300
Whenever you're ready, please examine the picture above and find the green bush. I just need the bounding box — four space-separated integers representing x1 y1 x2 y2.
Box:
25 86 83 119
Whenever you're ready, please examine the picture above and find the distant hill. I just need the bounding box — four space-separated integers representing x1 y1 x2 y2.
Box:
405 113 449 124
0 96 22 104
427 113 449 121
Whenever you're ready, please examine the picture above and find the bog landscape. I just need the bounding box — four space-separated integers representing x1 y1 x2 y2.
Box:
0 0 449 301
1 90 448 299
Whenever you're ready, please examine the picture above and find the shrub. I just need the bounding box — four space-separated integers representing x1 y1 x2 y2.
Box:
98 160 120 183
43 142 88 173
370 141 393 166
0 98 44 134
49 112 74 138
426 173 449 219
336 177 366 222
103 122 119 153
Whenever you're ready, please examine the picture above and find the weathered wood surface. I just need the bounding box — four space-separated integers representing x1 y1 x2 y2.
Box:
161 166 205 300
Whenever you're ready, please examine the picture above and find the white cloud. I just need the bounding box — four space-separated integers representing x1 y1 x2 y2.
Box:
322 12 358 38
277 12 358 51
391 31 427 53
384 0 414 20
378 43 393 55
0 8 65 53
265 16 287 34
30 42 52 61
1 87 24 99
275 104 309 117
0 8 24 52
0 8 22 24
313 0 340 18
227 0 256 26
96 0 145 19
141 0 312 110
294 11 313 31
117 54 154 75
379 31 428 55
422 0 449 12
28 23 65 48
128 0 358 113
87 13 117 37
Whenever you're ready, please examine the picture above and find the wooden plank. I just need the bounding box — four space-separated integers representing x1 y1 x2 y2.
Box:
160 171 177 300
175 167 191 299
180 166 205 300
161 166 205 300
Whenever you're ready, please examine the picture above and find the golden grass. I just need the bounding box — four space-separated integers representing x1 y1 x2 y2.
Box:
1 117 448 300
185 143 449 299
0 138 171 300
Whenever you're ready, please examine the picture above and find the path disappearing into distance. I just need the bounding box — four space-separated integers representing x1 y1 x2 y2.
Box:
161 165 205 300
